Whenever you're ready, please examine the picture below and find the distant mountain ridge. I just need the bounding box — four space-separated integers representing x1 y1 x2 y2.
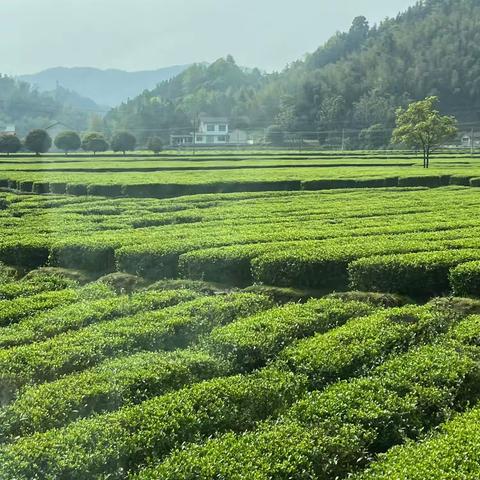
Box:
19 65 190 107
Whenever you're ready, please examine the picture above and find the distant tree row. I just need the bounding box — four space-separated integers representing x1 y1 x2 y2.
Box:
0 130 164 156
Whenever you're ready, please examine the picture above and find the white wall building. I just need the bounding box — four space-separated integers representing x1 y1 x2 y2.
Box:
171 116 251 146
194 116 229 145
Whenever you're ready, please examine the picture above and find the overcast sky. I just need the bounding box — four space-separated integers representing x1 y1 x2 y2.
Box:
3 0 416 75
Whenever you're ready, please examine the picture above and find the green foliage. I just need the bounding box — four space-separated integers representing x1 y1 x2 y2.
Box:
81 132 109 154
392 97 458 167
207 298 374 372
354 404 480 479
276 305 461 388
349 250 480 297
111 131 136 154
0 293 269 397
449 261 480 298
0 368 306 480
146 136 163 154
54 131 81 154
24 129 52 155
0 134 21 155
135 328 480 480
0 349 227 438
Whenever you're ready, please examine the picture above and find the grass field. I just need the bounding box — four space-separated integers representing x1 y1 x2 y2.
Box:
1 150 480 478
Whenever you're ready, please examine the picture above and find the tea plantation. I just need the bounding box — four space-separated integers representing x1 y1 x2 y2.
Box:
1 151 480 478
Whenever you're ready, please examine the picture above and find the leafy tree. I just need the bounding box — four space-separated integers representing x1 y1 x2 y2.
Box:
25 129 52 155
265 125 284 147
147 136 163 154
0 134 21 155
81 132 109 156
111 131 136 155
392 96 458 168
54 131 81 155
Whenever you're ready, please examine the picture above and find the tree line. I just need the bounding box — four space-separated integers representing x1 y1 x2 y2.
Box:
104 0 478 148
0 129 164 156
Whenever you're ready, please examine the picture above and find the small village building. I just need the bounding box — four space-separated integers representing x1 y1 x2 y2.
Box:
3 125 16 136
170 116 249 146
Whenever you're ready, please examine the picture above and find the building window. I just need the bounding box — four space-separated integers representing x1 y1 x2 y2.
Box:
218 124 227 132
207 124 215 132
196 136 204 142
217 135 227 142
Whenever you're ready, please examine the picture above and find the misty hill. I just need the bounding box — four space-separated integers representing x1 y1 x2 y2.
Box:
20 65 190 107
0 75 94 136
105 0 480 147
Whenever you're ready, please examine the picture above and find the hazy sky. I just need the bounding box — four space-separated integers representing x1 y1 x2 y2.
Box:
3 0 416 75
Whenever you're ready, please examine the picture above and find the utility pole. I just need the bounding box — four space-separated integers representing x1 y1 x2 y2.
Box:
471 127 474 156
192 115 196 156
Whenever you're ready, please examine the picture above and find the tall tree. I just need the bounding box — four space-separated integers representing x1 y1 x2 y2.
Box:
111 131 136 155
392 96 458 168
81 132 109 155
25 129 52 156
54 131 81 155
0 134 21 155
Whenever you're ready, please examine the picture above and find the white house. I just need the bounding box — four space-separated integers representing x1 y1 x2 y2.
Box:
3 125 16 136
194 116 229 145
170 116 250 146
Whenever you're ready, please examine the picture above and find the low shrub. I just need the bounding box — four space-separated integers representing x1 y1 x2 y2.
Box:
48 182 67 194
207 298 374 372
138 340 480 480
49 243 116 272
354 403 480 479
277 305 461 388
0 349 228 438
86 184 123 197
469 177 480 187
32 182 49 194
0 293 271 396
349 250 480 297
449 261 480 297
65 183 88 196
0 369 307 480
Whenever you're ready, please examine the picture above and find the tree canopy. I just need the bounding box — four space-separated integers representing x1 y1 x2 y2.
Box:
25 129 52 155
81 132 109 155
392 96 458 168
0 135 22 155
54 131 81 155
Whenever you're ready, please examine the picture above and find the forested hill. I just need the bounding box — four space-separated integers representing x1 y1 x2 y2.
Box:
0 75 102 136
105 0 480 144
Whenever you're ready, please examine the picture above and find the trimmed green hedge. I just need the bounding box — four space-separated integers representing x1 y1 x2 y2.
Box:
349 250 480 297
0 241 49 269
65 183 88 195
86 184 123 197
207 298 374 372
0 289 192 349
0 349 227 439
179 248 255 286
450 261 480 297
32 182 49 194
277 305 461 388
354 405 480 479
135 340 480 480
0 293 270 399
469 177 480 187
397 175 449 188
49 243 116 272
0 369 307 480
252 249 351 290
